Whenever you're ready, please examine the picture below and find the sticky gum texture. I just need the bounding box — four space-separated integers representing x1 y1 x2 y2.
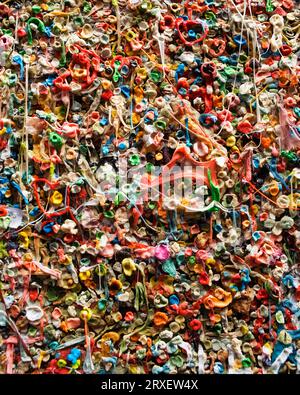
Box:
0 0 299 374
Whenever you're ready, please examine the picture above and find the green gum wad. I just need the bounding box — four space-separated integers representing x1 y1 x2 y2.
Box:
150 69 162 83
162 259 177 277
0 217 11 229
207 169 220 211
49 132 64 149
0 241 8 258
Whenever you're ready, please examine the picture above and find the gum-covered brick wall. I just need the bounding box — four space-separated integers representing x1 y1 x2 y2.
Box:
0 0 299 374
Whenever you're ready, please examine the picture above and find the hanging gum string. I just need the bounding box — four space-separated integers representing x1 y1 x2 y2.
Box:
112 0 122 53
24 63 29 182
115 264 150 342
216 0 248 137
31 178 81 224
0 310 33 361
247 0 263 123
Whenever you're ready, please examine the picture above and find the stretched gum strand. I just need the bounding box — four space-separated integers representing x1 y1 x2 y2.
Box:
235 164 300 210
